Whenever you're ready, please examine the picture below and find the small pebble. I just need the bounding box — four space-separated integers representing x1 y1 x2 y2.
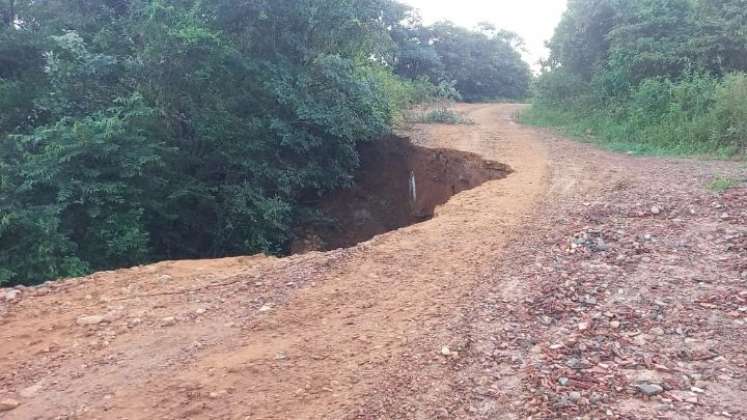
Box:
636 383 664 396
76 315 105 326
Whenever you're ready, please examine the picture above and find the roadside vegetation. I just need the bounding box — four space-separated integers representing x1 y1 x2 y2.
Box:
523 0 747 158
707 176 741 193
0 0 529 286
405 81 474 125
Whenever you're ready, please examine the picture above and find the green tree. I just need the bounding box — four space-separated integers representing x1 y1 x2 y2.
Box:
544 0 618 80
0 0 531 286
530 0 747 157
607 0 699 85
694 0 747 74
403 21 530 101
0 0 408 285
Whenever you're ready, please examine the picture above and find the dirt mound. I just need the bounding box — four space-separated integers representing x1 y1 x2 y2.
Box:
293 136 511 252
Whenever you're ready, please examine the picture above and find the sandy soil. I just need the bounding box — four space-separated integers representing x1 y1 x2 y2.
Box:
1 104 745 420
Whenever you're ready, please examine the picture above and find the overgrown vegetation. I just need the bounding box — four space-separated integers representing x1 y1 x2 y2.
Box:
525 0 747 157
0 0 529 286
406 80 473 125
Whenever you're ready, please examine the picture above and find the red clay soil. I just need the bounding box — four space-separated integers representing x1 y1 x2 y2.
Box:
1 104 746 420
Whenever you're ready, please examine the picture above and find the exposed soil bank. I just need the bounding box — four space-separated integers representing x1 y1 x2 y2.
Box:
293 136 511 252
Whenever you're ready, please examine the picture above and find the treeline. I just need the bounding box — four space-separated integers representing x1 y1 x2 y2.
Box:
393 21 531 101
0 0 529 286
527 0 747 156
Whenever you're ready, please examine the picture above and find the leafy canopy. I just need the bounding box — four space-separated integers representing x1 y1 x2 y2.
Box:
0 0 532 285
529 0 747 156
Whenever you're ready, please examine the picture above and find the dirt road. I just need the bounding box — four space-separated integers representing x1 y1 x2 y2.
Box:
1 104 745 419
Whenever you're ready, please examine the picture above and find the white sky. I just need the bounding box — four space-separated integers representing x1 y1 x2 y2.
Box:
400 0 568 70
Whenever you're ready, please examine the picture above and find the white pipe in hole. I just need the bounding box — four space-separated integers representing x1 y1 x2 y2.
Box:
409 171 417 206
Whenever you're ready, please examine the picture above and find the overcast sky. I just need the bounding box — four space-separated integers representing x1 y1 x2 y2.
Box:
400 0 568 70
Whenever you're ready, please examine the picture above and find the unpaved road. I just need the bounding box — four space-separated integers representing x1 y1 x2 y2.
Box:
1 104 746 419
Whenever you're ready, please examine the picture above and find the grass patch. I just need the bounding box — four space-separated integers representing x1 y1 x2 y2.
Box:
519 105 743 159
707 176 741 193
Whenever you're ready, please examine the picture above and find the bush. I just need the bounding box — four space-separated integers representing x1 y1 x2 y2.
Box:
419 109 472 125
0 95 163 284
526 71 747 157
404 80 471 125
365 68 438 125
711 73 747 152
532 69 591 107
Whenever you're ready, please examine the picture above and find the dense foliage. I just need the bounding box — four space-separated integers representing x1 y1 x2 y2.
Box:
526 0 747 156
0 1 529 285
392 20 531 101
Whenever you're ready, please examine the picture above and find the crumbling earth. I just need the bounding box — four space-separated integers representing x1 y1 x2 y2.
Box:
1 104 745 419
293 135 511 253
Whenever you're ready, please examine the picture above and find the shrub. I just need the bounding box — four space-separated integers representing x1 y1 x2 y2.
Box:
532 69 591 107
419 109 472 125
364 67 438 125
711 73 747 152
0 95 163 284
526 71 747 157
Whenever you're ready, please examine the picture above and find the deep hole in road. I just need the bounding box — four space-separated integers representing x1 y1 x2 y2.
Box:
292 136 512 253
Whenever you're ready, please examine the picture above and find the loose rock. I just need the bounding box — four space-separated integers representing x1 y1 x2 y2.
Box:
161 317 176 327
636 383 664 396
0 399 20 412
76 315 105 326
